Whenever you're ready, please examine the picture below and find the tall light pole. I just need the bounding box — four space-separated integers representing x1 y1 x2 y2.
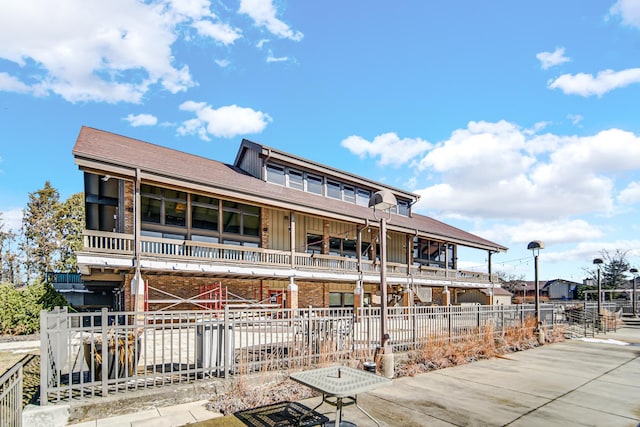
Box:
593 258 604 315
527 241 544 332
369 189 397 352
630 267 638 318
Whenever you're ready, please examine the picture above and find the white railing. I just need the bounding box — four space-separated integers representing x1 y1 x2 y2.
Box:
81 231 495 284
40 303 573 405
0 362 23 427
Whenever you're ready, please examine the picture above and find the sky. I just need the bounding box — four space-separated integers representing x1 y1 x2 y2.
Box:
1 0 640 282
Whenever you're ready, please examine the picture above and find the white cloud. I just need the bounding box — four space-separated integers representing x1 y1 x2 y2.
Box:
413 122 640 221
618 181 640 205
192 20 242 45
477 220 604 247
548 68 640 97
0 0 200 103
0 72 31 93
0 208 23 233
341 133 431 167
536 47 570 70
125 113 158 127
215 59 231 67
178 101 272 139
239 0 303 41
266 50 289 62
609 0 640 28
567 114 584 125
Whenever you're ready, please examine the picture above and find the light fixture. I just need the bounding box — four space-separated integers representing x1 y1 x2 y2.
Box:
593 257 604 318
527 240 544 342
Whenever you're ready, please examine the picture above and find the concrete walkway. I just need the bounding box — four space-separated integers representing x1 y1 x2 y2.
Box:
71 326 640 426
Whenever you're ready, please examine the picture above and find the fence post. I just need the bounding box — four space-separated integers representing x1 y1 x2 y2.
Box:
101 308 109 397
223 305 230 377
40 309 48 406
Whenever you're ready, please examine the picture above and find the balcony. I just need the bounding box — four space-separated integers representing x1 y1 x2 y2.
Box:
80 230 495 286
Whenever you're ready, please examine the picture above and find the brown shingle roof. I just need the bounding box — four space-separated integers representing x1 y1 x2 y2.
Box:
73 126 507 252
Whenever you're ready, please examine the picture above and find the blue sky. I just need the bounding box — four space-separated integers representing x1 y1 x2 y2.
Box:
1 0 640 281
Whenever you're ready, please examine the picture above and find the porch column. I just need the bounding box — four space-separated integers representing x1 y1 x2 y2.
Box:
286 277 299 311
402 285 413 307
354 278 363 319
290 212 296 268
442 285 451 306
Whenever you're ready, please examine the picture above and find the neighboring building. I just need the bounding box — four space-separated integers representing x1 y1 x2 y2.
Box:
544 279 581 300
455 286 512 305
72 127 508 311
47 272 113 310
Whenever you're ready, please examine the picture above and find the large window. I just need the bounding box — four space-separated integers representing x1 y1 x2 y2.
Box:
141 184 186 227
289 169 304 191
191 195 218 231
329 237 358 258
306 233 323 254
414 238 455 269
222 201 260 237
355 188 371 206
140 184 260 245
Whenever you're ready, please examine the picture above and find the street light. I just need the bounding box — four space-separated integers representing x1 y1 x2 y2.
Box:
369 189 397 354
593 258 604 315
630 267 638 318
527 240 544 332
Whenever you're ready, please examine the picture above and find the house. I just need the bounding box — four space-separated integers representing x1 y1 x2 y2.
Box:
455 286 512 305
543 279 581 300
72 127 508 311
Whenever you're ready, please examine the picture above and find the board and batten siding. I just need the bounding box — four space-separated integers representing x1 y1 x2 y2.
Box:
267 208 291 251
237 147 262 178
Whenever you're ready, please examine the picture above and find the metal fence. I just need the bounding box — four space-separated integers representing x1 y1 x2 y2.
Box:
0 363 23 427
39 302 617 405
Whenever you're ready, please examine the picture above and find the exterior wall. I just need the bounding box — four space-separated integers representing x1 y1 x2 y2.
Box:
456 289 486 305
267 209 290 251
493 295 511 305
122 274 367 311
124 180 134 234
260 208 270 249
548 284 570 300
237 148 262 179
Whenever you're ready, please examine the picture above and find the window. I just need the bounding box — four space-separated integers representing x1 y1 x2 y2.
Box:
306 233 323 254
397 200 410 216
327 181 341 199
343 185 355 203
356 188 371 206
329 292 356 307
222 201 260 237
266 164 285 185
306 174 323 195
141 184 186 227
414 238 455 269
289 169 304 191
327 237 358 258
191 195 219 231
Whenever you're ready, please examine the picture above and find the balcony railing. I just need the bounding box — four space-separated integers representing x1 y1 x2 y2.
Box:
82 230 494 283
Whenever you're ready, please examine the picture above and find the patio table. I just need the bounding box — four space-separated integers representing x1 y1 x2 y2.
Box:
290 365 391 426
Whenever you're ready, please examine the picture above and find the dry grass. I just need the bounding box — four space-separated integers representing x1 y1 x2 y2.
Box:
209 318 566 415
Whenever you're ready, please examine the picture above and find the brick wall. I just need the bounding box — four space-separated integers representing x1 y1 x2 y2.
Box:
123 180 134 234
120 274 372 310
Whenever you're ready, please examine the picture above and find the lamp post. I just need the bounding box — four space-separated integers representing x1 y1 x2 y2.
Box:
527 241 544 332
521 282 527 304
593 258 603 315
630 267 638 318
369 190 397 359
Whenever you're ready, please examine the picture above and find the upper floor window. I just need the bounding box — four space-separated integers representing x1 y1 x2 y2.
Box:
191 194 219 231
306 174 323 195
414 238 455 269
266 164 285 186
141 184 186 227
222 201 260 237
355 188 371 207
327 181 341 199
289 169 304 191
